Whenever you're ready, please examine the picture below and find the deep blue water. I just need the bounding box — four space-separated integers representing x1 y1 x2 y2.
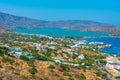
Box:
12 28 108 37
86 38 120 54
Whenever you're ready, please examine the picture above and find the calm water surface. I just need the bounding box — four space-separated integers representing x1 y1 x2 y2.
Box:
12 28 120 54
86 38 120 54
12 28 108 37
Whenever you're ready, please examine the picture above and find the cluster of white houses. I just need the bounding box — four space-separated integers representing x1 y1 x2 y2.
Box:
0 37 88 67
105 56 120 78
1 35 114 69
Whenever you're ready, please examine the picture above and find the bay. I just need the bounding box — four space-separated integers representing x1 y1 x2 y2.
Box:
12 28 108 37
12 28 120 54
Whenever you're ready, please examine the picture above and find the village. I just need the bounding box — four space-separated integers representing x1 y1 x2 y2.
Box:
105 55 120 79
0 33 112 67
0 31 119 80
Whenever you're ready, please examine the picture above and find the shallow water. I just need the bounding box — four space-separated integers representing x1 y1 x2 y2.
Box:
12 28 108 37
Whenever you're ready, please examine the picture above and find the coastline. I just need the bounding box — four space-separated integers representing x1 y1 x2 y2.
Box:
11 29 120 55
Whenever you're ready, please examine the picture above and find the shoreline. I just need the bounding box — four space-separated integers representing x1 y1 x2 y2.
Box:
10 30 120 55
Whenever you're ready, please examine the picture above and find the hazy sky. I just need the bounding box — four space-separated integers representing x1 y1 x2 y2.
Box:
0 0 119 25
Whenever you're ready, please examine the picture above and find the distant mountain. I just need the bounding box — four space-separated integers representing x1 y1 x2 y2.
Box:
0 12 48 29
0 12 120 36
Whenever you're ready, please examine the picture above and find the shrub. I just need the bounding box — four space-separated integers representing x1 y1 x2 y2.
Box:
37 56 53 61
29 67 37 74
79 73 86 80
2 57 10 63
9 66 14 69
69 77 74 80
20 55 29 61
60 64 69 71
9 59 15 64
27 59 35 67
100 60 107 65
96 72 102 77
0 47 9 56
15 62 19 66
48 64 55 69
63 71 69 76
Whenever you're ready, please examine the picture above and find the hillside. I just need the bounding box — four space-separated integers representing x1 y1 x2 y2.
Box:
0 12 120 36
0 30 109 80
0 12 48 29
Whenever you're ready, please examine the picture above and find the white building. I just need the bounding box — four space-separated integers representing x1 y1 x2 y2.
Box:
78 54 84 59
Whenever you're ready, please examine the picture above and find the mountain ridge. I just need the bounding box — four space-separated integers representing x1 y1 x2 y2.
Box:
0 12 120 36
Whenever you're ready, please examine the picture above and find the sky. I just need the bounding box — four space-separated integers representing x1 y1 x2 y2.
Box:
0 0 120 25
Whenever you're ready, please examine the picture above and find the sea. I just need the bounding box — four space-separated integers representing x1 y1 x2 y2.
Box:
12 28 108 37
12 28 120 54
86 38 120 54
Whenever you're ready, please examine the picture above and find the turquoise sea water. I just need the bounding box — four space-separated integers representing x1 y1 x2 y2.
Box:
12 28 108 37
12 28 120 54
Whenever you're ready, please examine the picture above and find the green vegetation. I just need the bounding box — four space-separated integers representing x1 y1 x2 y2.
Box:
59 78 64 80
27 59 35 67
63 71 70 76
96 72 102 77
99 60 107 66
1 56 14 64
20 55 29 61
68 77 74 80
29 67 37 74
0 30 111 80
48 64 55 69
0 47 9 56
8 66 14 69
79 73 86 80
